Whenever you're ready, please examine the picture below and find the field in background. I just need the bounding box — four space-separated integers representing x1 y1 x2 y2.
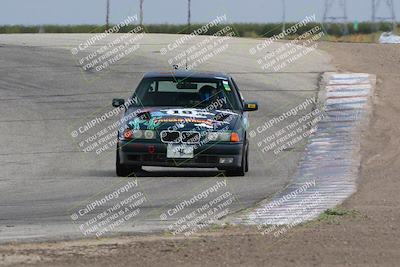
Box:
0 22 398 43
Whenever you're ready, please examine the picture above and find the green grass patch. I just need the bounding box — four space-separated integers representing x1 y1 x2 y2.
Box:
317 208 361 224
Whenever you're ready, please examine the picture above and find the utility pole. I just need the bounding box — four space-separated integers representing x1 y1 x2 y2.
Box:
282 0 286 32
323 0 348 34
187 0 192 27
139 0 144 25
372 0 397 33
106 0 110 30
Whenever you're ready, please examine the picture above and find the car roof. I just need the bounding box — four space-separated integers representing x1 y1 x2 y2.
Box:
143 70 232 80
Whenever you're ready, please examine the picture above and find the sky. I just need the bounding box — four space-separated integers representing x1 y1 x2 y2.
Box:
0 0 399 25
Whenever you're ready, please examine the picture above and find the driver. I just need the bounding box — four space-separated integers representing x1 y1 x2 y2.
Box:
199 85 218 103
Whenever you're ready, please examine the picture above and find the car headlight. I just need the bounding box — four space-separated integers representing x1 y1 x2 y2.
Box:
207 132 219 141
132 130 143 139
144 130 156 139
122 129 156 140
206 131 239 142
123 129 133 140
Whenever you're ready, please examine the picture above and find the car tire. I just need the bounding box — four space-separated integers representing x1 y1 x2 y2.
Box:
226 145 247 177
116 145 142 177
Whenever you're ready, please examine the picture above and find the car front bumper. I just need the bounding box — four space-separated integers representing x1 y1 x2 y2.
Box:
118 141 244 169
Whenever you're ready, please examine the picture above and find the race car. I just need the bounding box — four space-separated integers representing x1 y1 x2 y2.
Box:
112 71 258 176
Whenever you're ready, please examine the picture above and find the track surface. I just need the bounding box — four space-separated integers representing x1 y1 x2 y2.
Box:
0 34 333 242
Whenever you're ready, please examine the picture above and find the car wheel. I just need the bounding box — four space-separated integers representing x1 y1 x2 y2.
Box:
116 145 142 177
116 148 129 177
226 145 247 177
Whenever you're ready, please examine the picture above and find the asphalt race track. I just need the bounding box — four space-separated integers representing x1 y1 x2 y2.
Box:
0 34 334 242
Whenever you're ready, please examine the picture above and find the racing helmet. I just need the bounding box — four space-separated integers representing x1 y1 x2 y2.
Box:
199 85 217 102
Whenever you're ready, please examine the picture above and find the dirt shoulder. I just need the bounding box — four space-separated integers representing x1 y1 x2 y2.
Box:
1 42 400 267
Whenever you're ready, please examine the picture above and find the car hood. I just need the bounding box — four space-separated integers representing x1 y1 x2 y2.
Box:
122 106 241 131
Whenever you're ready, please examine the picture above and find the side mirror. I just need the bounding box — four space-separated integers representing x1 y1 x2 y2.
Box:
243 102 258 112
112 98 125 108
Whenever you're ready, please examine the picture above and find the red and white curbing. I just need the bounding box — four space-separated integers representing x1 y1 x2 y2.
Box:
239 72 376 226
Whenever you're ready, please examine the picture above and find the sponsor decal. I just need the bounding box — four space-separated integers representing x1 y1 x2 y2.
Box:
128 117 162 130
154 118 213 126
223 81 231 91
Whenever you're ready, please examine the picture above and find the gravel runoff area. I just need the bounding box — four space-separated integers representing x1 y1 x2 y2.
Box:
0 41 399 267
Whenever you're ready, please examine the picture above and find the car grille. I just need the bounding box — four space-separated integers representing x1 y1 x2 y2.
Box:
181 131 200 144
160 131 180 143
160 130 201 144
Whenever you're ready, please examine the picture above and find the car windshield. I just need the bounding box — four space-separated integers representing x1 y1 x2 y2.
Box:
132 77 242 110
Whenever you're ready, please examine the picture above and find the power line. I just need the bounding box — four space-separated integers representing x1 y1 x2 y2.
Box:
282 0 286 32
323 0 348 23
139 0 144 25
372 0 397 33
323 0 348 34
106 0 110 29
187 0 192 27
